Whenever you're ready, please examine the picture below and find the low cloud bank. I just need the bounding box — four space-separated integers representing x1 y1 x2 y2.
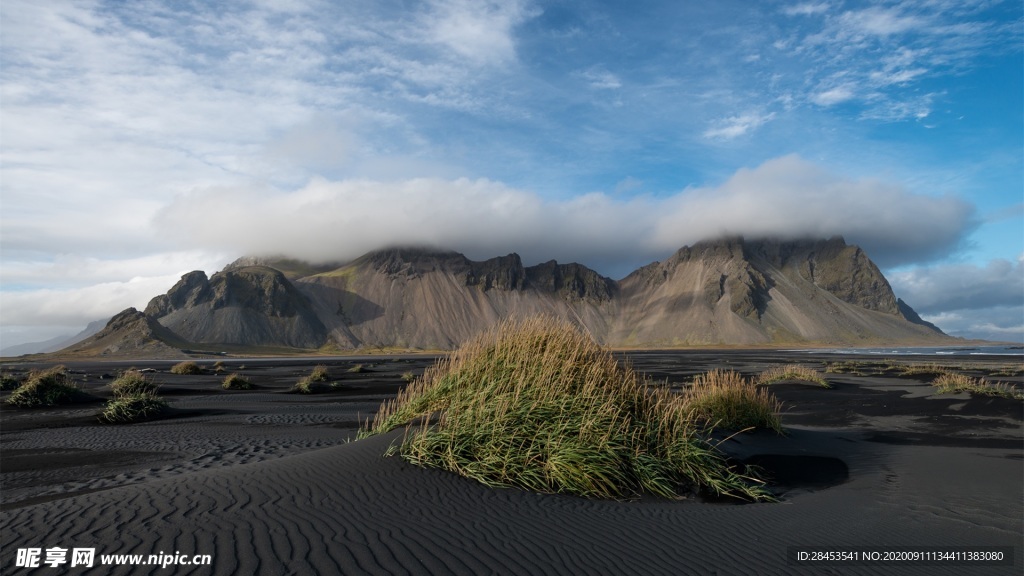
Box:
157 155 975 275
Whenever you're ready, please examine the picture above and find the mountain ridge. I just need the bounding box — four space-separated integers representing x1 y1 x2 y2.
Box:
62 236 954 356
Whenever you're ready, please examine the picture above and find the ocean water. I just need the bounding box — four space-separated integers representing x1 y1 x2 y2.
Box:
784 345 1024 357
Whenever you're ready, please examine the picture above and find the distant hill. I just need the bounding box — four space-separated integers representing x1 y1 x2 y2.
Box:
56 236 954 357
1 318 107 357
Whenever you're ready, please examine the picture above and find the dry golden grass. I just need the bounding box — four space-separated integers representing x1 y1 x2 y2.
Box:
756 365 830 388
222 373 254 390
362 316 778 501
6 366 85 408
109 370 159 397
932 372 1022 400
98 392 168 424
309 364 330 382
170 361 203 375
688 370 783 432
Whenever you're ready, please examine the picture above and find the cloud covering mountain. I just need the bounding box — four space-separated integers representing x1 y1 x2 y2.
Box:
157 155 975 276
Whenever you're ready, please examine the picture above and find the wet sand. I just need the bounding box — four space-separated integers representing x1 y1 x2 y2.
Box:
1 351 1021 574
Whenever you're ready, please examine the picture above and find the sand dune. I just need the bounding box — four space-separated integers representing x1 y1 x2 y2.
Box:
2 353 1020 575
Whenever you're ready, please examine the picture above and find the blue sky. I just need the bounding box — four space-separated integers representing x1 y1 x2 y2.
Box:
1 0 1022 348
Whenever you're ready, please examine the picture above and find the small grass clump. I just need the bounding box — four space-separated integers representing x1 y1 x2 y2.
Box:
988 364 1024 377
222 373 254 390
932 373 1023 400
110 370 159 397
897 363 949 378
6 366 85 408
99 370 168 424
824 361 866 375
756 365 830 388
292 376 315 394
1 373 21 391
401 371 416 383
99 392 168 424
687 370 784 433
347 363 367 373
361 316 775 501
309 365 330 382
170 361 203 375
291 365 330 393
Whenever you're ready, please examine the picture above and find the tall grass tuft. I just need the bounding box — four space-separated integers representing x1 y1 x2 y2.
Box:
110 370 159 397
99 369 168 424
361 316 776 501
309 365 330 382
688 370 784 433
756 365 830 388
932 372 1023 400
99 392 168 424
7 365 85 408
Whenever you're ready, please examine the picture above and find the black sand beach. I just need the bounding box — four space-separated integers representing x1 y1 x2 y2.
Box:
2 351 1021 575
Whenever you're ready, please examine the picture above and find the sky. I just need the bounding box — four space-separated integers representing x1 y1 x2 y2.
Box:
1 0 1022 349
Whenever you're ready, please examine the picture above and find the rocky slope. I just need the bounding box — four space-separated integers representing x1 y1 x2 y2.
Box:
609 237 941 346
143 266 328 349
62 237 951 355
61 308 189 358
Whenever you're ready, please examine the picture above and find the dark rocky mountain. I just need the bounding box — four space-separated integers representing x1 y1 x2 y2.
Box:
60 237 953 356
143 266 328 349
62 308 188 358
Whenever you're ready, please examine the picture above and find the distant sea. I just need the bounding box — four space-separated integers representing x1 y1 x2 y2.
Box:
785 345 1024 357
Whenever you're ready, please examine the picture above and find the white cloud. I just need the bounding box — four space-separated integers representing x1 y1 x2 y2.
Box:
776 1 1017 121
1 275 188 330
838 7 925 37
650 155 974 266
0 251 232 348
783 3 831 17
154 155 975 273
811 85 856 106
1 251 230 289
420 0 537 65
703 112 776 140
580 67 622 90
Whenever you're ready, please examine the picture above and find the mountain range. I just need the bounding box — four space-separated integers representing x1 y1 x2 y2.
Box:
59 236 952 357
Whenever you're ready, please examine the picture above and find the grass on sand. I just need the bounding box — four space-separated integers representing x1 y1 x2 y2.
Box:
291 365 329 393
6 366 87 408
932 372 1023 400
99 369 168 424
99 392 168 424
1 373 21 391
109 370 159 397
756 365 830 388
223 373 255 390
360 316 779 501
689 369 783 433
170 361 203 375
